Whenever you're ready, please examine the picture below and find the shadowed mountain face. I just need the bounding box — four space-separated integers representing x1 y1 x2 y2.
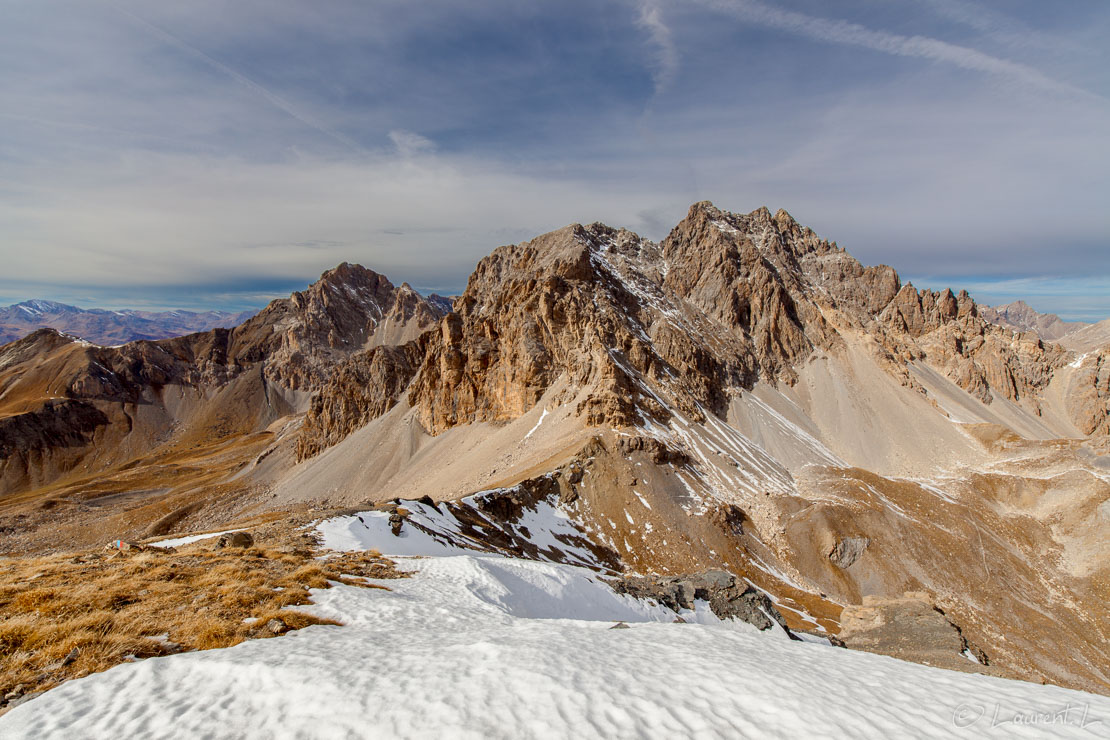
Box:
1 204 1108 696
0 300 257 346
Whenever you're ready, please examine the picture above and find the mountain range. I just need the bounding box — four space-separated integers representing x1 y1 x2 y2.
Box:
0 300 257 346
1 202 1107 697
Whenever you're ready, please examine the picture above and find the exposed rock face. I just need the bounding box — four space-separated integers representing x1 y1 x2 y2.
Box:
980 300 1088 342
879 284 977 338
405 224 670 433
608 570 792 634
385 203 946 438
910 318 1068 407
296 338 429 460
398 205 868 437
616 435 690 466
660 204 830 386
225 263 444 390
0 400 109 479
838 593 997 677
1067 351 1110 435
875 285 1072 408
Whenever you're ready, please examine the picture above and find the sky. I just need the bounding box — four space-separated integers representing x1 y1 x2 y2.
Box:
0 0 1107 319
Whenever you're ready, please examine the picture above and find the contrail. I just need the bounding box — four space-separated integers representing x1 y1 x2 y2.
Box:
688 0 1102 102
109 5 366 153
909 0 1083 56
0 111 194 149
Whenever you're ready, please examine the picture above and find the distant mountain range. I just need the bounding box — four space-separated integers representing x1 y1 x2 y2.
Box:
0 299 256 346
978 299 1089 341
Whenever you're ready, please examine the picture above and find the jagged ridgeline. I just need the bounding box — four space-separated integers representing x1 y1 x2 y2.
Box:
1 202 1108 694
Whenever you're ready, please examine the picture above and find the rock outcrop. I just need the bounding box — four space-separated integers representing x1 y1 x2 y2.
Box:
828 537 869 569
224 263 444 390
608 570 793 634
1067 351 1110 435
296 338 429 460
838 593 998 677
406 224 670 433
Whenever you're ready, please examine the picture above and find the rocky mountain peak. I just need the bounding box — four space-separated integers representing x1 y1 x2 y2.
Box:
0 328 76 373
11 299 71 316
315 202 1096 446
222 263 446 390
291 263 396 317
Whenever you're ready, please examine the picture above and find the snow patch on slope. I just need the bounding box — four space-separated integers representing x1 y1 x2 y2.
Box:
319 490 610 571
149 528 247 548
523 407 549 440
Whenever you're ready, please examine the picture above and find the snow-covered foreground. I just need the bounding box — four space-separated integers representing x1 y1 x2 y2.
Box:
4 547 1108 738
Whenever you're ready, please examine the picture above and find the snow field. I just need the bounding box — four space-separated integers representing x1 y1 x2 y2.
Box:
4 522 1109 738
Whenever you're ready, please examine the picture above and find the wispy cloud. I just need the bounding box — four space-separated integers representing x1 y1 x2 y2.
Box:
389 130 437 158
109 5 366 154
689 0 1101 100
0 147 670 294
635 1 680 95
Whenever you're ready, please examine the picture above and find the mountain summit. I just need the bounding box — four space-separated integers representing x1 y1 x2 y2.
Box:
979 299 1089 341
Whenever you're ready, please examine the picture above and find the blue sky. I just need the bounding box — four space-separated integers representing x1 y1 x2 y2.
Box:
1 0 1107 319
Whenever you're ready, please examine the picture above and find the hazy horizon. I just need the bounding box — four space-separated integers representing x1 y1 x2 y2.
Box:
0 246 1106 323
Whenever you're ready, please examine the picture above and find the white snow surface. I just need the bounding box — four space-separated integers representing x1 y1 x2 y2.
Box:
318 508 477 557
523 407 549 440
148 528 247 548
1069 353 1090 369
4 550 1108 739
317 494 608 571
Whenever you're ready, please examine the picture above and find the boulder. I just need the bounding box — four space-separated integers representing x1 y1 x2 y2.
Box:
828 536 869 569
217 531 254 548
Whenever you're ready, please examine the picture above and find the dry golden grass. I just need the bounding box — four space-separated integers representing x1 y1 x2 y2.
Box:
0 539 405 713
